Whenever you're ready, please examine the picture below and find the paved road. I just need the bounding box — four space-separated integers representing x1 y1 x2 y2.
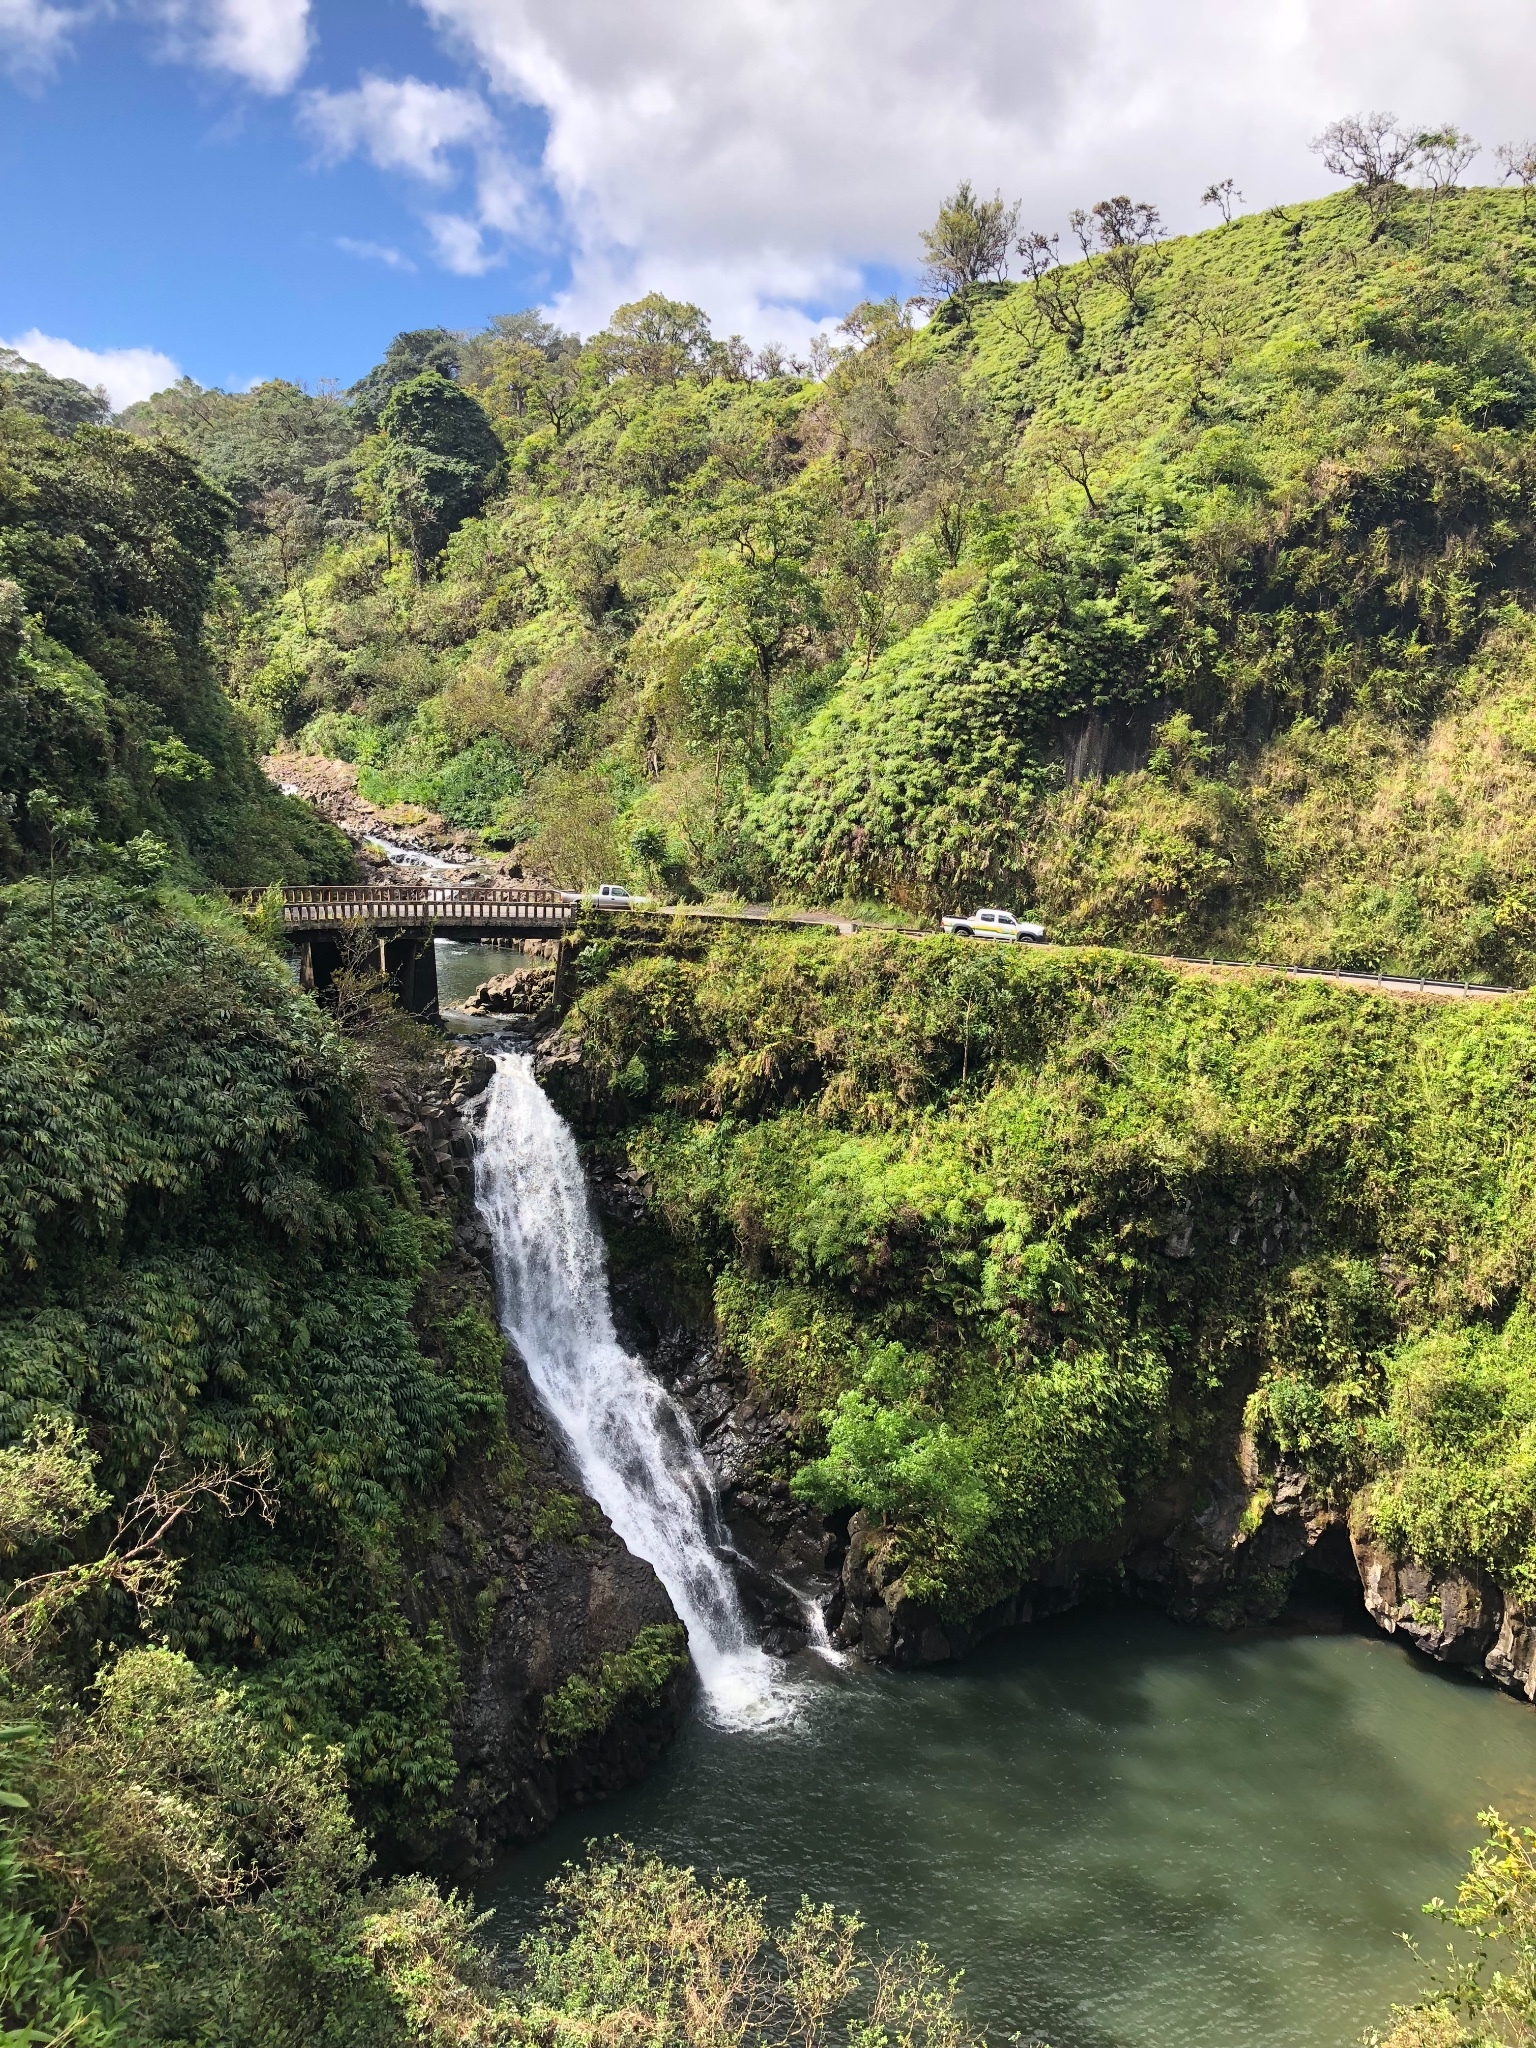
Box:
624 903 1521 1003
257 885 1523 1005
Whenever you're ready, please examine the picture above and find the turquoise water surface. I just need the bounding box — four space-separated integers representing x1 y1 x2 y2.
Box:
486 1605 1536 2048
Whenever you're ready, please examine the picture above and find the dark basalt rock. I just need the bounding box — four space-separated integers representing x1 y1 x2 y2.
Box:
1487 1598 1536 1698
1350 1526 1502 1667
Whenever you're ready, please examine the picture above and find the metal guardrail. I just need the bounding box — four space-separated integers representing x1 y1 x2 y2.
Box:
1156 955 1518 1001
250 884 577 930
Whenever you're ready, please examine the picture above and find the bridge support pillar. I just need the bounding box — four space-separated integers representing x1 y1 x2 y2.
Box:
296 933 438 1020
297 937 342 997
380 933 439 1022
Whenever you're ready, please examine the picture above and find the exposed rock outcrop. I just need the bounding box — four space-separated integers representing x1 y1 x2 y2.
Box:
1350 1527 1503 1667
1487 1599 1536 1700
462 965 557 1019
265 750 478 863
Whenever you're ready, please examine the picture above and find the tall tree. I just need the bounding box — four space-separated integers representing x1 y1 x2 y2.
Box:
359 370 505 580
348 328 463 432
920 182 1020 302
1311 113 1421 234
1016 231 1087 349
1070 196 1164 316
590 294 718 385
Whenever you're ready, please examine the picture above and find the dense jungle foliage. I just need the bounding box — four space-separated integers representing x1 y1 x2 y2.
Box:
0 882 503 1837
0 354 352 887
0 1412 960 2048
566 919 1536 1626
118 180 1536 983
0 884 716 2039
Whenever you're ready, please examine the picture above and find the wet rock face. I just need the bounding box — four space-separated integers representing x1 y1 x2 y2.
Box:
1487 1600 1536 1700
381 1042 689 1878
642 1325 844 1658
1350 1529 1502 1667
463 966 557 1018
597 1221 842 1657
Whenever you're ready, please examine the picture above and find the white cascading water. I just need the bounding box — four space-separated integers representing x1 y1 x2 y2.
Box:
473 1051 787 1728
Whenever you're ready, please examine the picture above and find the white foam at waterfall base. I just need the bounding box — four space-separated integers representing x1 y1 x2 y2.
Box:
473 1051 790 1729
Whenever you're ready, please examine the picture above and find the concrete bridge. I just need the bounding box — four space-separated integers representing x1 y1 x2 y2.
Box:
264 883 577 1017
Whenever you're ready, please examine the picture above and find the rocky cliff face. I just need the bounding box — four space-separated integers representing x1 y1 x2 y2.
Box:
536 1014 1536 1713
381 1041 689 1877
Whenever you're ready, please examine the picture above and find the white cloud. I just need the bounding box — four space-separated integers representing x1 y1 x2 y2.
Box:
301 72 543 274
336 236 416 272
149 0 312 93
2 330 182 410
0 0 83 81
406 0 1536 338
424 212 494 274
300 74 494 182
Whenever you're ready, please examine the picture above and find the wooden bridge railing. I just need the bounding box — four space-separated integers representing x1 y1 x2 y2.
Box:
260 885 578 930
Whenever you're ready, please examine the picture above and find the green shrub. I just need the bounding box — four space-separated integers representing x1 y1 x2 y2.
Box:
540 1624 688 1752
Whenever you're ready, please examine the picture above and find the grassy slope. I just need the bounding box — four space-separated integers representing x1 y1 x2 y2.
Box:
564 919 1536 1623
761 186 1536 973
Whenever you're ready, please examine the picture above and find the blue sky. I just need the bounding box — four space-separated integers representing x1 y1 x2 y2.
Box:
1 2 563 392
1 0 1530 407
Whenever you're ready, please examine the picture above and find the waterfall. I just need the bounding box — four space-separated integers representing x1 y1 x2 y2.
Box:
473 1050 786 1728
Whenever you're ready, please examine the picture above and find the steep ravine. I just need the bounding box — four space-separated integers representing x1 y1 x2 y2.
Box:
377 1042 691 1876
536 1026 1536 1714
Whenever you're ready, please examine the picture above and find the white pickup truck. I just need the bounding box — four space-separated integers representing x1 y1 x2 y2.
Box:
941 907 1047 943
588 883 655 909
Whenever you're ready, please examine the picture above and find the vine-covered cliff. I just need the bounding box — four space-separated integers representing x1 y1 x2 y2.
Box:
549 916 1536 1682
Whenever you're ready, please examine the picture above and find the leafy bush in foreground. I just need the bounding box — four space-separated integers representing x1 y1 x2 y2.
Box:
0 1419 971 2044
1377 1813 1536 2048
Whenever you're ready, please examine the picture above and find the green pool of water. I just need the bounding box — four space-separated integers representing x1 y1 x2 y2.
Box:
436 939 535 1018
485 1605 1536 2048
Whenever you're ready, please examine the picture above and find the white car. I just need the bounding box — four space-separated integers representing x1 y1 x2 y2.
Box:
941 907 1047 943
591 882 641 909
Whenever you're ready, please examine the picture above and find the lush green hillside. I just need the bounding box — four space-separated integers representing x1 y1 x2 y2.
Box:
0 881 495 1831
764 184 1536 974
561 919 1536 1627
0 363 351 886
143 182 1536 980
